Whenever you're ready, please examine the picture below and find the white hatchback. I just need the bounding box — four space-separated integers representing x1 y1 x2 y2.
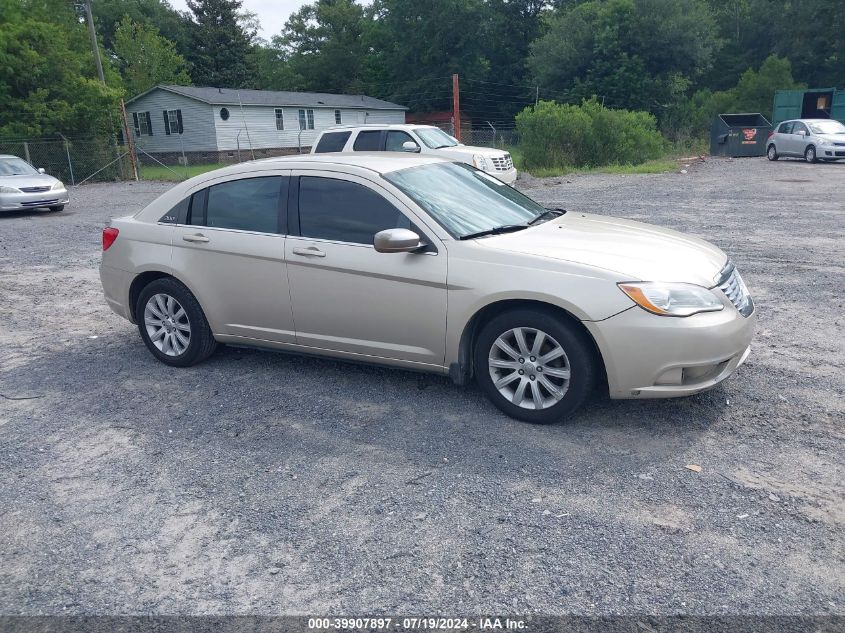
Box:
311 124 518 184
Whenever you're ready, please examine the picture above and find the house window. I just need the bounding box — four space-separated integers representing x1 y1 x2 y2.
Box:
132 111 153 137
275 108 284 131
334 109 342 125
299 108 314 130
163 109 183 135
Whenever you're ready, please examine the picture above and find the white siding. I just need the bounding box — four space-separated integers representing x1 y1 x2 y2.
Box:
213 105 405 150
126 91 217 153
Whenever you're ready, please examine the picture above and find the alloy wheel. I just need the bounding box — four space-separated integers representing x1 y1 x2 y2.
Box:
488 327 571 410
144 293 191 357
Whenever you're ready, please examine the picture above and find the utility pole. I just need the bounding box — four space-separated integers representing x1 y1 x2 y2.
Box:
119 99 139 181
452 73 461 142
84 0 106 85
535 86 539 105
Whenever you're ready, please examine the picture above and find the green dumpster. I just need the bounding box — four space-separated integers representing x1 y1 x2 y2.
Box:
710 113 772 157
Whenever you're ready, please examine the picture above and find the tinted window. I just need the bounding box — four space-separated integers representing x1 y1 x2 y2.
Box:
353 131 382 151
386 130 416 151
314 131 351 153
778 122 794 134
192 177 284 233
298 177 411 244
159 197 189 223
793 122 808 134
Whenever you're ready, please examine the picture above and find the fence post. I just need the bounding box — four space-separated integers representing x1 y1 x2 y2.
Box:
119 99 139 181
59 134 75 185
23 141 31 164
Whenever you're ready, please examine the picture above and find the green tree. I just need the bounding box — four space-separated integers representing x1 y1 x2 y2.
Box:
0 0 122 137
248 43 303 91
92 0 193 55
185 0 255 87
529 0 719 114
276 0 369 93
113 16 191 97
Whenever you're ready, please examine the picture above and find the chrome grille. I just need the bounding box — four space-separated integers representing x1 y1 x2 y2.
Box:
715 261 753 317
20 186 51 193
491 154 514 172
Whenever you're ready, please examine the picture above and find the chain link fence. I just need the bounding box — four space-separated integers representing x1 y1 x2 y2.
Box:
0 136 134 185
1 125 522 186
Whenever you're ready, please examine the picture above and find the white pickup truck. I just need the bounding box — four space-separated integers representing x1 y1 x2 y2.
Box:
311 123 517 184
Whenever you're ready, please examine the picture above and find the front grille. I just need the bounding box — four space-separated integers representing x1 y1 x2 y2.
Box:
715 261 753 317
833 142 845 147
21 198 58 207
491 154 514 172
20 186 51 193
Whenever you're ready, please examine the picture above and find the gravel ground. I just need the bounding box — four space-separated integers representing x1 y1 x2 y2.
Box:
0 157 843 616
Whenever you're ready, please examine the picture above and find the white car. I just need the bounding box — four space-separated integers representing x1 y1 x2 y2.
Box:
0 155 69 213
311 124 518 184
766 119 845 162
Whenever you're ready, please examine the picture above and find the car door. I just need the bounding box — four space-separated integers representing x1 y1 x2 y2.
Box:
775 121 794 154
285 170 447 367
170 172 296 344
385 130 419 152
791 121 810 155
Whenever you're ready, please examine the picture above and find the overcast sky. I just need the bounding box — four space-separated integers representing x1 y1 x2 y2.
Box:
168 0 309 40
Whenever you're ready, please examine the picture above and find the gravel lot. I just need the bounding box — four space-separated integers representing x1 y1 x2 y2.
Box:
0 157 842 617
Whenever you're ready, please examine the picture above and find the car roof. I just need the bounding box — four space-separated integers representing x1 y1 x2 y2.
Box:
211 152 453 176
322 123 440 132
785 119 836 123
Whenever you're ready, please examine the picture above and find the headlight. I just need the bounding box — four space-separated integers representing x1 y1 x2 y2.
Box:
618 282 724 317
0 185 21 193
51 180 65 190
472 154 491 170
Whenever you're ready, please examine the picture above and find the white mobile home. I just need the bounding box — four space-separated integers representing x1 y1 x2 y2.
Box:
125 85 407 163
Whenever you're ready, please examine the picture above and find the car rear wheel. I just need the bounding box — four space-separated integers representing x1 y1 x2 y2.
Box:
136 277 217 367
474 308 596 424
48 205 64 212
766 144 778 161
805 145 817 163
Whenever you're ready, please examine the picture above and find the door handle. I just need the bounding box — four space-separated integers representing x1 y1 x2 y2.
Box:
182 233 209 243
292 246 326 258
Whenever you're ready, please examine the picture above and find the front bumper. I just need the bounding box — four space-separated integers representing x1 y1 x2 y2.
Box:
0 188 69 211
818 145 845 158
585 302 756 399
486 167 517 185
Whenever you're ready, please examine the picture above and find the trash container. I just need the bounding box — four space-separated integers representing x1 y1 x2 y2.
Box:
710 113 772 157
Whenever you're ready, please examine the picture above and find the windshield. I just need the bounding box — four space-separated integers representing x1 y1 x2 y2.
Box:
414 127 459 149
808 120 845 134
0 157 38 176
384 162 546 238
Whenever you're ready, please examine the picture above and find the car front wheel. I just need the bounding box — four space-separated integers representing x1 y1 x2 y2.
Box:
805 145 817 163
474 308 596 423
136 277 217 367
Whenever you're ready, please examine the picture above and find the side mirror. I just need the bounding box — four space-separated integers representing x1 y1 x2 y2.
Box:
37 168 45 174
798 130 808 137
401 141 421 153
374 228 423 253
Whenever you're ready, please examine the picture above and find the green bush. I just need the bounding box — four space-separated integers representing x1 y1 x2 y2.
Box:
515 98 665 170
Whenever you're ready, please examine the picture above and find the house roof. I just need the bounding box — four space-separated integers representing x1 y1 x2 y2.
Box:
127 85 407 110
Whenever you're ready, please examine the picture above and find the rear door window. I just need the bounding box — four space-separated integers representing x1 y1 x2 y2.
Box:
189 176 286 234
352 131 383 151
779 122 794 134
314 131 351 153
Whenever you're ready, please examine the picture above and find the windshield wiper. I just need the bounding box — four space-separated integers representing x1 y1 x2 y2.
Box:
527 207 566 226
459 224 528 240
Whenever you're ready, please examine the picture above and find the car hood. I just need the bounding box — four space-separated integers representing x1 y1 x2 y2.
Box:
815 133 845 143
435 145 508 160
479 212 727 286
0 173 61 188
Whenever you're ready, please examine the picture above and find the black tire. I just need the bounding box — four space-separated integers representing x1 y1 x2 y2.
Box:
48 205 64 212
135 277 217 367
766 144 778 161
805 145 817 163
474 308 597 424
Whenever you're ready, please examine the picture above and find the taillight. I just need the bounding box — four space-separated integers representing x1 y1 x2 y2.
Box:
102 227 119 251
767 130 774 139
